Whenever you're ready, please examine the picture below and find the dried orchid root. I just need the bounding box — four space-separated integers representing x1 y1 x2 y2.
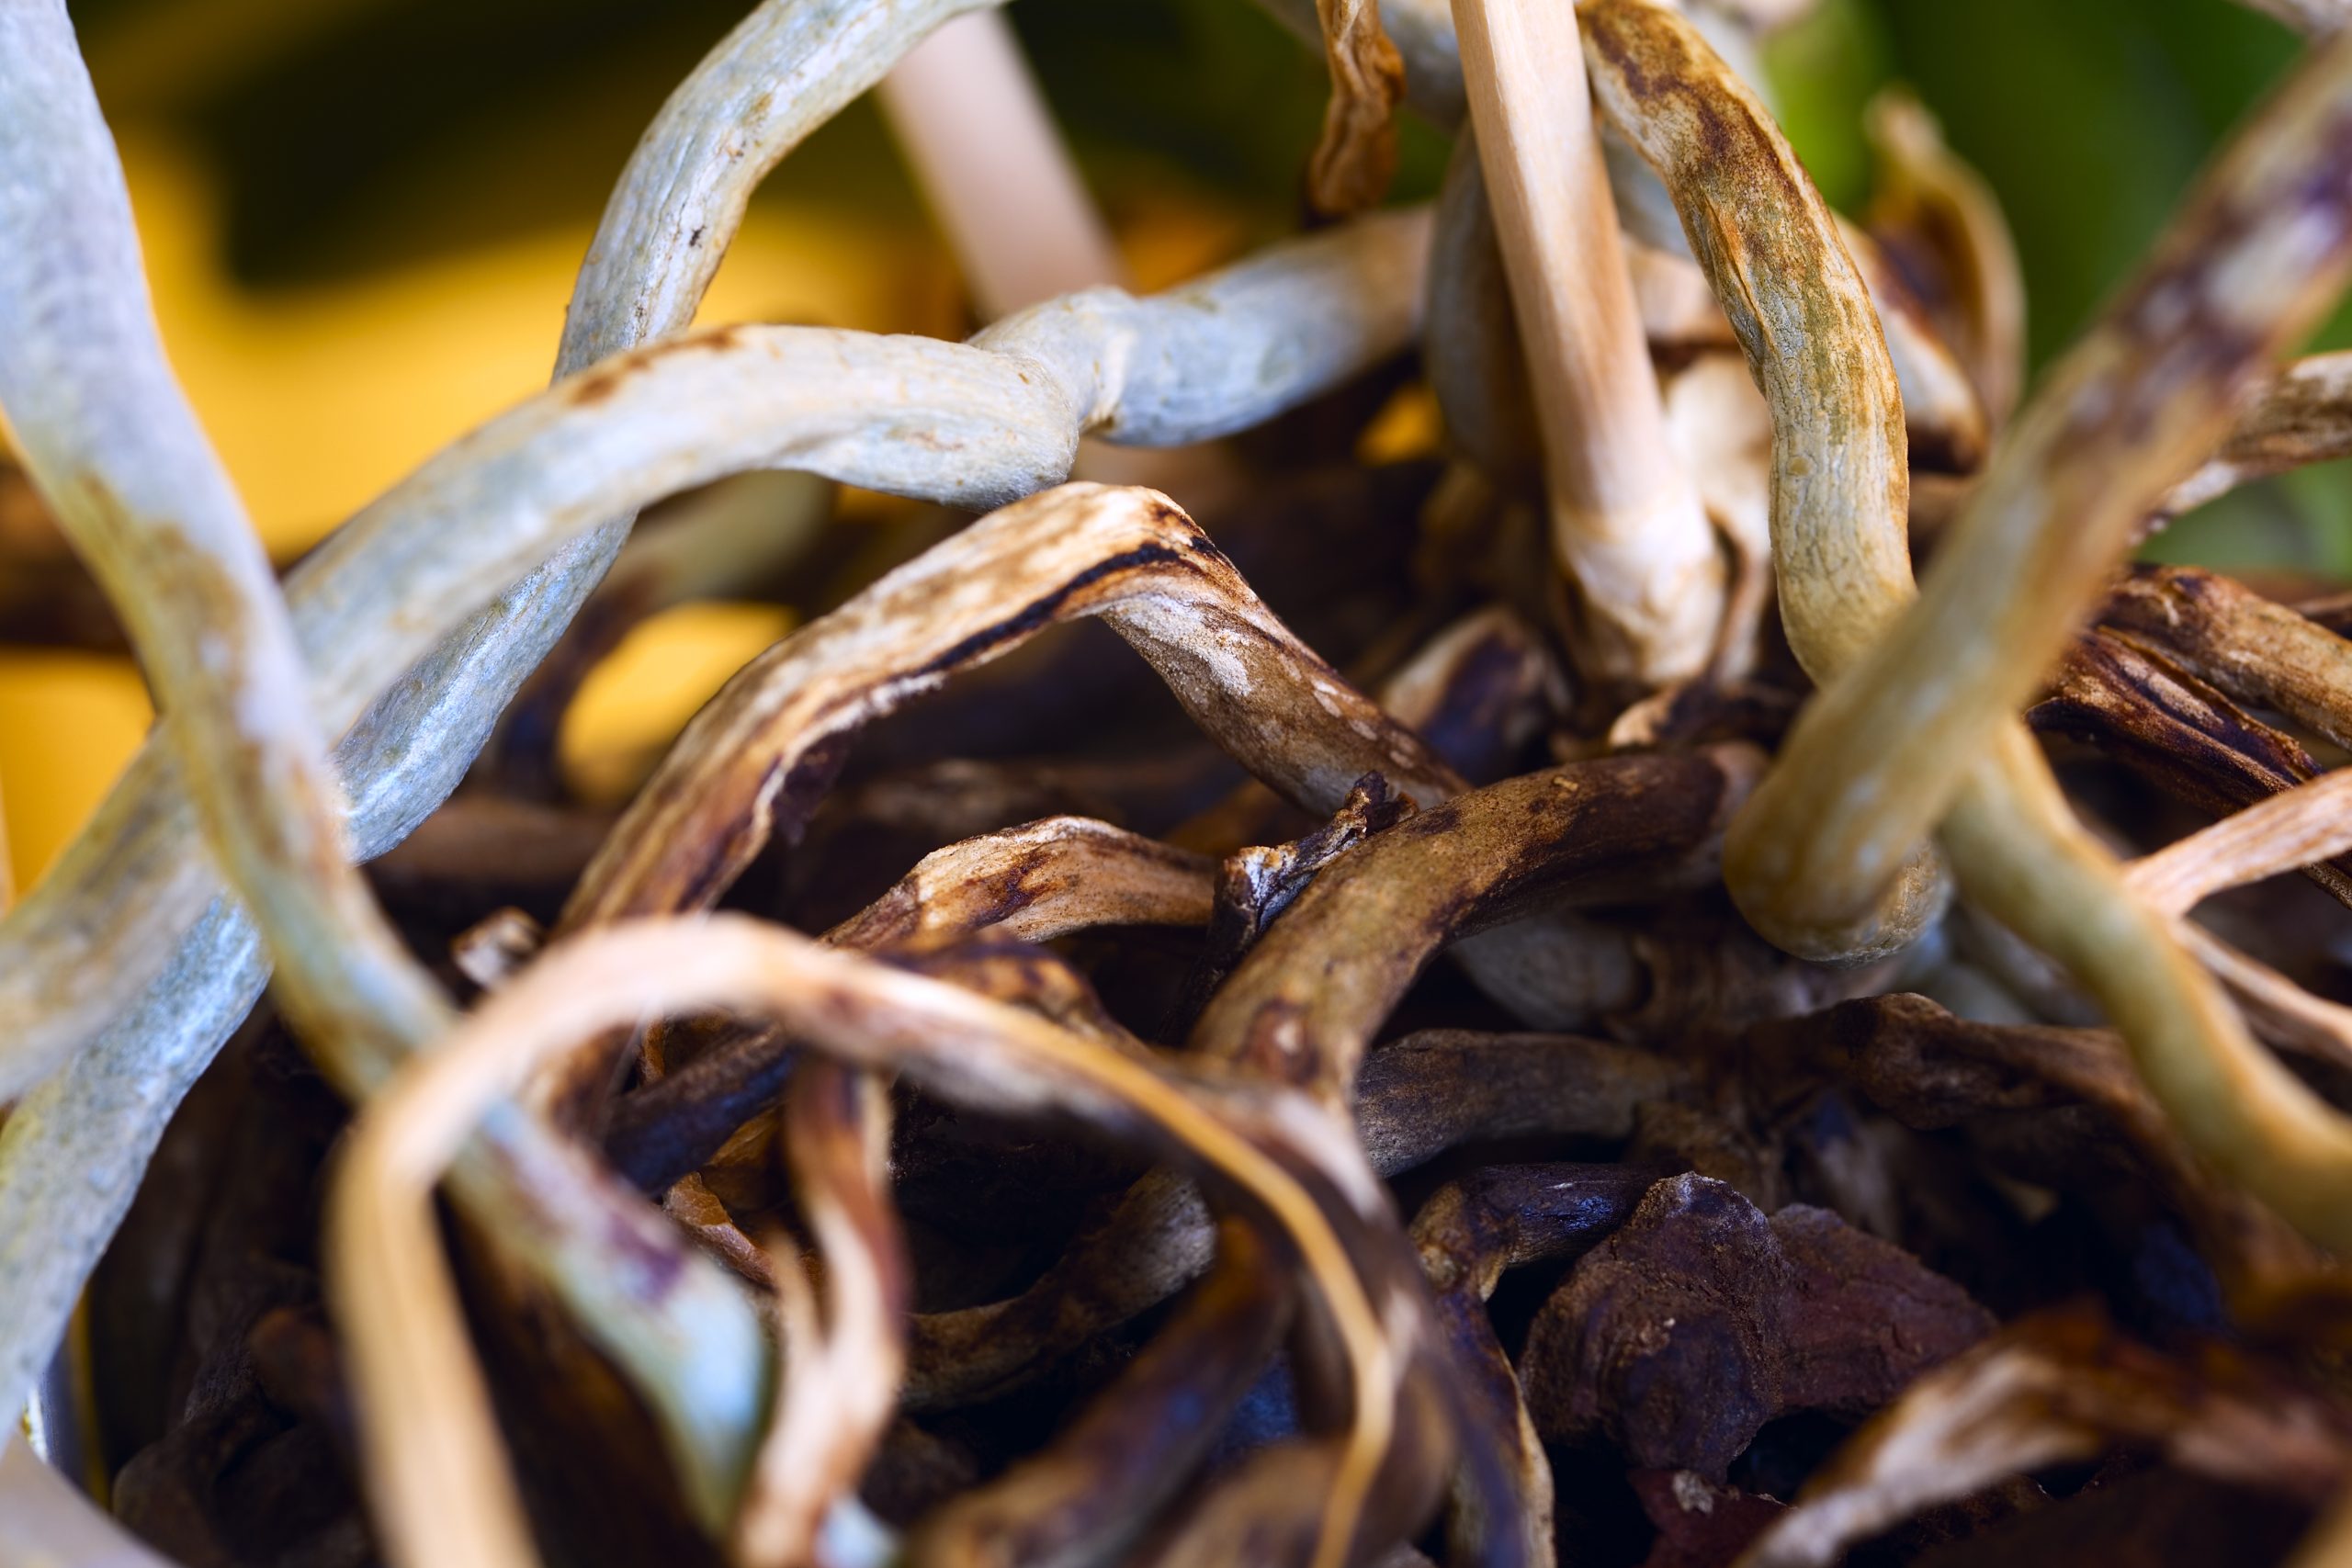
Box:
328 915 1425 1568
906 745 1761 1405
0 201 1433 1104
2098 560 2352 750
1737 1307 2352 1568
909 1219 1291 1568
1410 1164 1654 1562
2033 626 2335 855
0 0 767 1512
541 480 1464 1131
24 0 2352 1566
0 188 1430 1471
731 1063 906 1568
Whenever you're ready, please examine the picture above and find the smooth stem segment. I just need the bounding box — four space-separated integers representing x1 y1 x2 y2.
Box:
1452 0 1722 689
878 9 1125 320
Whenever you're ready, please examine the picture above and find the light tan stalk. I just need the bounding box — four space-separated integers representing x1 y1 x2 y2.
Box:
878 10 1125 320
732 1067 906 1568
1452 0 1724 689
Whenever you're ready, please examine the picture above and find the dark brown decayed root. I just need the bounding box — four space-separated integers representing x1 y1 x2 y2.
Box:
602 815 1216 1193
908 749 1756 1410
992 759 1761 1562
1746 994 2323 1289
1411 1165 1656 1566
1577 0 1950 964
1169 776 1419 1032
910 1221 1291 1568
668 939 1164 1302
1520 1174 1989 1477
1374 604 1567 786
541 474 1461 1548
1307 0 1407 215
644 828 1209 1296
2030 629 2352 908
1735 1306 2352 1568
1939 725 2352 1258
1132 1440 1356 1568
1353 1030 1690 1175
543 481 1464 1118
900 1027 1668 1414
548 480 1474 1559
330 916 1430 1568
1189 746 1761 1109
2098 561 2352 752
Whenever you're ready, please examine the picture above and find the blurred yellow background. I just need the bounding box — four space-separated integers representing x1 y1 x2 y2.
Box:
0 1 1250 894
0 131 919 890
